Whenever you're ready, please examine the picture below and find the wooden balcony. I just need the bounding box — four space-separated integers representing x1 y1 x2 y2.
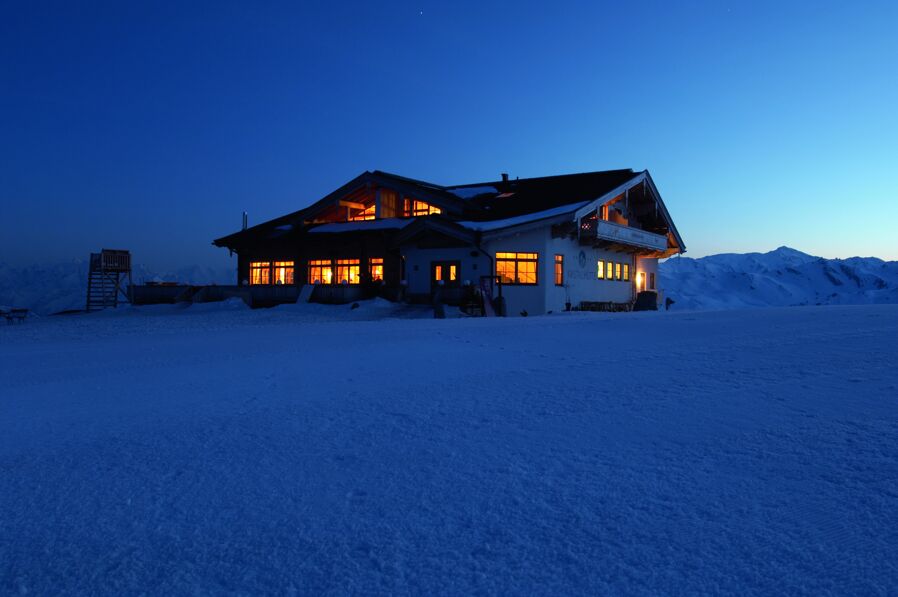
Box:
581 220 668 252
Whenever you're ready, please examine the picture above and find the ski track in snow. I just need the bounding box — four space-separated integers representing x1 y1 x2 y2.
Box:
1 304 897 595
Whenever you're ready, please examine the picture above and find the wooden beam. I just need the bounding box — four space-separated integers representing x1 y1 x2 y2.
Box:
339 200 367 210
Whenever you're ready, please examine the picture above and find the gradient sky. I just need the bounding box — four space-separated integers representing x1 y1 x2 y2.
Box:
2 0 896 271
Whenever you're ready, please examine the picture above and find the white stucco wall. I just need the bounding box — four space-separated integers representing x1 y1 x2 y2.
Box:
401 246 489 295
482 227 550 316
401 223 650 315
546 237 636 312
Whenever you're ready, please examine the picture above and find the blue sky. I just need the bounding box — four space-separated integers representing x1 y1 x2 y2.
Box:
2 0 896 270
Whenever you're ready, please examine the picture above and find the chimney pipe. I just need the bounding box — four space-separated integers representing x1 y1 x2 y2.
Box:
242 211 248 230
501 172 509 182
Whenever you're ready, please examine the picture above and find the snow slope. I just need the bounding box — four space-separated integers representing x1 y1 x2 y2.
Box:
2 304 896 594
661 246 898 310
0 260 233 315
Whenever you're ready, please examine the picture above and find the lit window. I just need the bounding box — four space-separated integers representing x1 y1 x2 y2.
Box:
600 205 609 220
273 261 294 285
555 254 564 286
308 259 333 284
404 198 441 217
597 260 604 280
349 204 376 222
623 264 630 282
433 261 459 284
495 252 538 285
606 261 613 281
615 263 622 280
250 261 270 285
369 258 384 282
336 259 360 284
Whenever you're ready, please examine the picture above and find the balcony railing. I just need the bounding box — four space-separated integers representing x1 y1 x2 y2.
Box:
582 220 668 251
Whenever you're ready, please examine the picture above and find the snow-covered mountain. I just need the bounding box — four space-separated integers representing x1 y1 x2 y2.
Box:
661 246 898 310
0 260 233 315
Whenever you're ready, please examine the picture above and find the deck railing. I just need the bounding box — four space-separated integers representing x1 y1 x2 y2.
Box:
582 220 668 251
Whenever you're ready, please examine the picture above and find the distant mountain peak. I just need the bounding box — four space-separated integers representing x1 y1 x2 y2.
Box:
770 246 810 257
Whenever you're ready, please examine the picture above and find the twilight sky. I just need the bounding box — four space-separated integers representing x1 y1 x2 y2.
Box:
2 0 896 271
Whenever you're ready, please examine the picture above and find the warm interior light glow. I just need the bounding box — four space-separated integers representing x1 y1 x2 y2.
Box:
336 259 360 284
637 272 645 291
404 199 441 217
596 260 604 279
369 258 384 281
273 261 294 285
495 252 538 284
249 261 270 285
554 254 563 285
349 204 376 221
308 259 333 284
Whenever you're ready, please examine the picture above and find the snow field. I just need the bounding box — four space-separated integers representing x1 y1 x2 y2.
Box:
1 303 897 594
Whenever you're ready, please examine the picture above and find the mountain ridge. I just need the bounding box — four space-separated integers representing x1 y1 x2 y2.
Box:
660 246 898 310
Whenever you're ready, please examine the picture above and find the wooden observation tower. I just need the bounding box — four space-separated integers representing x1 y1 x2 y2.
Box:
86 249 133 312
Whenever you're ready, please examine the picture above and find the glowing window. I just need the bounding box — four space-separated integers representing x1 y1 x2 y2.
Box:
336 259 360 284
623 264 630 282
450 264 457 281
495 252 538 285
404 198 441 217
308 260 333 285
597 260 605 280
606 261 613 281
349 204 376 222
554 254 564 286
273 261 294 285
615 263 622 280
249 261 270 285
369 258 384 282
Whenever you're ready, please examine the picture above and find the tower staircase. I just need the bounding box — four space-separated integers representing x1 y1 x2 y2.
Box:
86 249 133 312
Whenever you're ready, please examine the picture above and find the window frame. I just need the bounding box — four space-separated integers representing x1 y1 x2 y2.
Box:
403 198 442 217
308 259 333 285
335 259 360 285
272 261 295 285
623 263 630 282
249 261 271 285
554 254 564 286
597 260 605 280
495 252 539 286
369 257 384 282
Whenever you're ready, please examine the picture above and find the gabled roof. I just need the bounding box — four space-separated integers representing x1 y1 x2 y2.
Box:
213 167 684 253
213 170 471 248
444 169 642 221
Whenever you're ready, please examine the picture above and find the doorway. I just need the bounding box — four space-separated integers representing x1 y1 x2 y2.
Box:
431 261 460 289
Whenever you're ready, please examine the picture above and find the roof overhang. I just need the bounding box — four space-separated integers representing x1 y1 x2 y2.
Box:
573 170 685 255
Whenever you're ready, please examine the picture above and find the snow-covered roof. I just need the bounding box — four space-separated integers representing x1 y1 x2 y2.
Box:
308 218 412 234
446 185 498 199
458 202 588 232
